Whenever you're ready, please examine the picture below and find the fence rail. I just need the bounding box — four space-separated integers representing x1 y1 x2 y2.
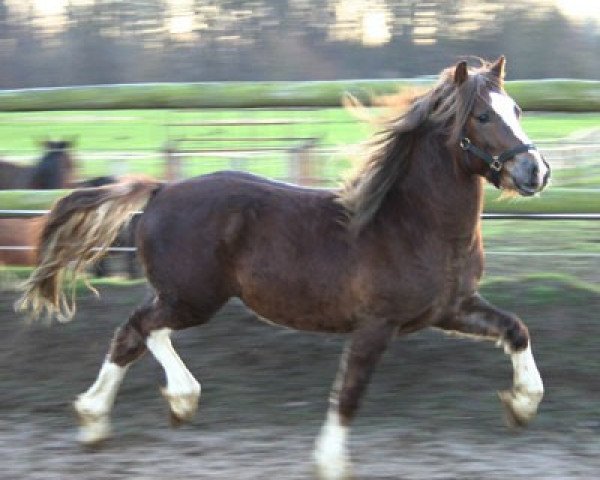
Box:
3 187 600 213
0 210 598 256
1 210 598 258
1 79 600 111
1 210 600 220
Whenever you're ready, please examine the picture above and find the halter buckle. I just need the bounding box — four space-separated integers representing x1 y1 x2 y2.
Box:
490 158 502 172
459 138 471 150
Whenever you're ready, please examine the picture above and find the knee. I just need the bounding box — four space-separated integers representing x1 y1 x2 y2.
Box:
503 316 529 352
109 323 146 366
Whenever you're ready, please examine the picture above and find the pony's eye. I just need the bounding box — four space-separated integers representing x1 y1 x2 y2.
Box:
476 112 491 123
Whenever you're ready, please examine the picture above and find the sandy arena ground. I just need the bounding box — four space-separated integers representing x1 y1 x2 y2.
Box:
1 282 599 479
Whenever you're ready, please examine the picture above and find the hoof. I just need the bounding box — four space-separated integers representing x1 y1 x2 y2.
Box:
161 388 200 426
73 400 111 446
498 388 543 428
313 436 352 480
314 465 353 480
314 459 353 480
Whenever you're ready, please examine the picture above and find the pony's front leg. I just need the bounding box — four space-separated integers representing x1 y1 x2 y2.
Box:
314 320 394 480
437 293 544 427
74 321 147 445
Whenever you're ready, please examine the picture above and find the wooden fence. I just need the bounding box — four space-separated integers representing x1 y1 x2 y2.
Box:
1 79 600 111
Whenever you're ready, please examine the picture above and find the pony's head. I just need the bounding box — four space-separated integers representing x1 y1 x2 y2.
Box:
450 56 550 196
40 137 76 153
339 56 551 232
30 137 77 189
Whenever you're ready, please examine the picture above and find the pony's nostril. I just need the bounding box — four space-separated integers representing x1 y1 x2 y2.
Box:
531 164 539 178
526 163 540 187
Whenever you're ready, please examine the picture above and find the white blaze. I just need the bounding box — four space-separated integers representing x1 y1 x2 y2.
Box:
489 92 548 186
489 92 530 143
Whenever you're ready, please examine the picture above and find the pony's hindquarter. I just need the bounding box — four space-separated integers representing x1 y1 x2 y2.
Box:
15 177 162 321
137 171 358 333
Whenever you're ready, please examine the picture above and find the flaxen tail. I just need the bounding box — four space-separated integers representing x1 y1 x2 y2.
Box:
15 176 163 322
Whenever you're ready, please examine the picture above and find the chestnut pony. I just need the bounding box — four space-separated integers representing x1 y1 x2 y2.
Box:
18 57 550 480
0 217 44 266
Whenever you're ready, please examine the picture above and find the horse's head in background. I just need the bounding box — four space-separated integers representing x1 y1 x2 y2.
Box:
29 137 77 189
453 56 551 195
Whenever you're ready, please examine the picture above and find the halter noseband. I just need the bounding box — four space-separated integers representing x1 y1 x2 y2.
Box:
459 137 538 188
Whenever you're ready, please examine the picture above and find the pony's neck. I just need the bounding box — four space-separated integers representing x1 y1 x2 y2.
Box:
387 132 483 238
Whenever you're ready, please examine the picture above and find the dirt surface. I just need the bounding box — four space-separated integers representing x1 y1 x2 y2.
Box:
1 282 600 479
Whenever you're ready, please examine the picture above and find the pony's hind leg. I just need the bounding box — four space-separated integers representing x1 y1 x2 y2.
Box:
436 293 544 427
314 320 394 480
146 327 200 426
74 296 215 444
140 294 229 425
73 306 149 445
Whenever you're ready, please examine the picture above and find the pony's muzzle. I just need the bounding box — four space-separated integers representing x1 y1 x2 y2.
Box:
510 152 550 196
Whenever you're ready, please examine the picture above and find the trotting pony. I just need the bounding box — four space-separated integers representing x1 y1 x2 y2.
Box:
18 57 550 480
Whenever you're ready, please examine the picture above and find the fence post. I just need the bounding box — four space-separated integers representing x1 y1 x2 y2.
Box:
163 142 182 182
289 138 318 186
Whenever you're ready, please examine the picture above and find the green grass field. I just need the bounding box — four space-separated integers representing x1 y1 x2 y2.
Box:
0 109 366 152
1 108 599 185
0 108 598 203
1 109 599 150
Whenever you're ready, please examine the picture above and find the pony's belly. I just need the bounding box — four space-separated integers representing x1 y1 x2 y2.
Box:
239 295 357 334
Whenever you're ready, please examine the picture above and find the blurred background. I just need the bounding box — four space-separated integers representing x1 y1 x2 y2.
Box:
1 1 599 479
0 0 599 85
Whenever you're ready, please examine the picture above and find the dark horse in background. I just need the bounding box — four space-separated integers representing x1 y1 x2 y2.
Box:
18 57 550 480
0 139 76 189
0 139 74 267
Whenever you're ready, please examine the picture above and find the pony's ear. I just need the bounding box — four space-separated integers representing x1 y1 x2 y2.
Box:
490 55 506 80
454 61 468 85
35 136 50 149
65 135 79 148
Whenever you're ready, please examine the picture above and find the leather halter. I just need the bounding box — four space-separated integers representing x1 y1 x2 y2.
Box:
459 136 538 188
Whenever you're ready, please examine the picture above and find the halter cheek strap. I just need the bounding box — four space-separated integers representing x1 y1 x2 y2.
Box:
459 137 538 188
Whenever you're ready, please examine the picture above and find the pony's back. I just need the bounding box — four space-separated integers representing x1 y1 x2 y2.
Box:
0 160 30 189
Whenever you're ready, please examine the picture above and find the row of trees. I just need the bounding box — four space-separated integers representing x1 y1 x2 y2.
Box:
0 0 598 88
